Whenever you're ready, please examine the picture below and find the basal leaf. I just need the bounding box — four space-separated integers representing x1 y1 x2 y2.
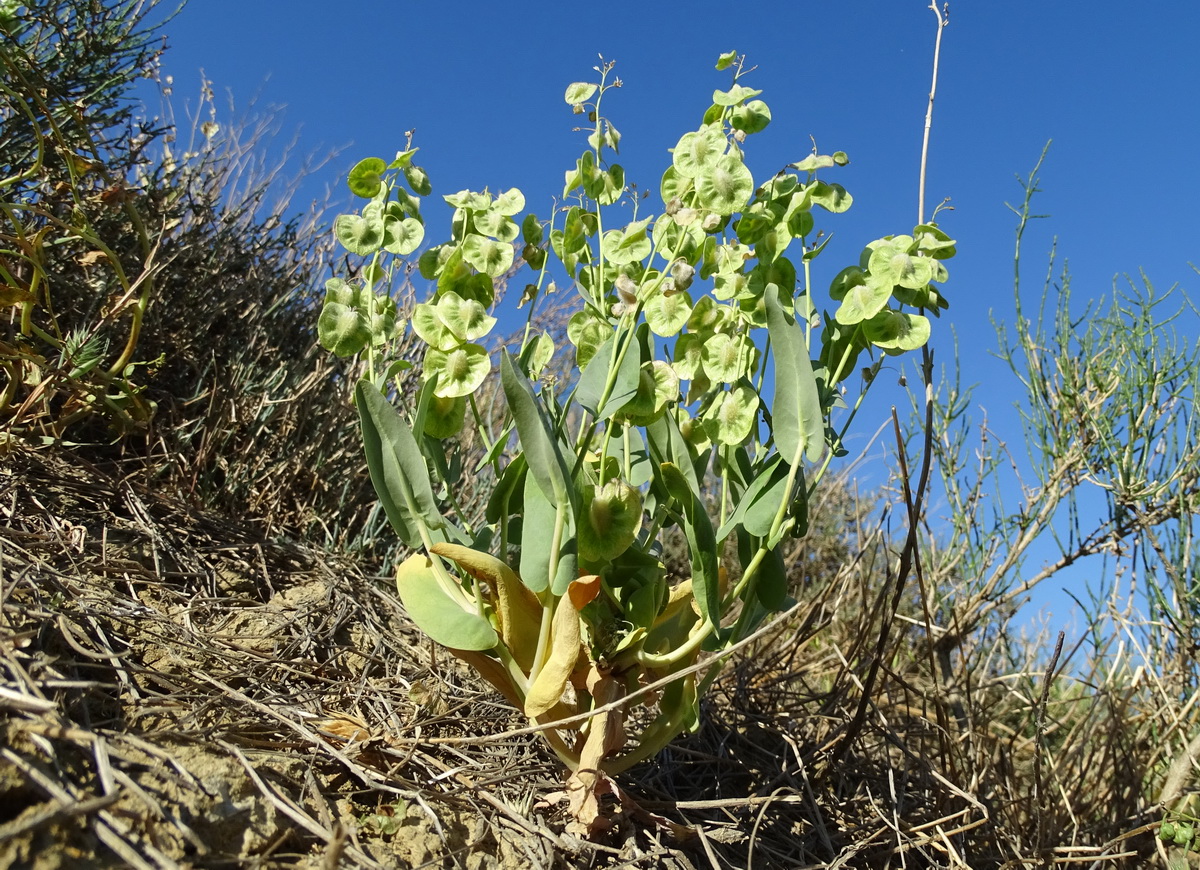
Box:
395 554 498 651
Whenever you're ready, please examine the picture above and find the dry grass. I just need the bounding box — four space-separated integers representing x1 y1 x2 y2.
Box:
2 443 1190 868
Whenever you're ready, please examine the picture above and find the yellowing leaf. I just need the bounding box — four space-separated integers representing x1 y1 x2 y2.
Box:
525 598 583 717
431 543 543 670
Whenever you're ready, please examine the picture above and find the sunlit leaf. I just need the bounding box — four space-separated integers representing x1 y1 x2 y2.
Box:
702 384 759 445
645 289 693 337
835 277 893 325
395 554 498 651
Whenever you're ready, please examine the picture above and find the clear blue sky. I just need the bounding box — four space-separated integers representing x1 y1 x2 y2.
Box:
145 1 1200 632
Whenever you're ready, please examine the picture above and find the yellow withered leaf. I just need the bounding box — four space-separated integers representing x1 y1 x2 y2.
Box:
524 597 582 718
431 542 542 671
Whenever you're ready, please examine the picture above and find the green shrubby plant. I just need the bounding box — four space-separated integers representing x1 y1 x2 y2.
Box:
319 53 953 828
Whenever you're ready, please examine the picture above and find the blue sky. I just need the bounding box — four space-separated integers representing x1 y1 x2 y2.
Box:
145 1 1200 632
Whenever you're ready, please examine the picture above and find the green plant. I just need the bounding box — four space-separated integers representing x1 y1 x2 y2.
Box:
319 53 953 831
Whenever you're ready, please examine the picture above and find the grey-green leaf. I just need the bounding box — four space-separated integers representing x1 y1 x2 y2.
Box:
500 351 571 506
355 380 445 548
576 332 641 420
765 287 825 464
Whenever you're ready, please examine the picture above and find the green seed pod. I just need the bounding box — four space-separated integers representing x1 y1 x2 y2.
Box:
1160 821 1178 842
1173 823 1194 847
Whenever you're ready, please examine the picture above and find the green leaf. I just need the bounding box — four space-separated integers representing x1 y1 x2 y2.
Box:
356 380 444 548
500 351 571 506
715 50 738 71
621 361 680 426
717 454 789 541
659 462 719 627
672 126 727 179
382 215 424 255
671 333 704 380
347 157 386 198
600 217 652 265
565 82 598 105
424 344 491 398
527 332 555 379
318 303 371 357
660 165 694 204
493 188 525 216
395 554 498 650
696 154 754 215
700 333 741 383
424 393 467 439
913 223 957 259
518 475 554 594
829 265 867 301
474 209 520 243
443 189 492 210
521 213 544 246
462 234 514 277
567 309 610 369
576 332 641 419
863 309 931 354
765 287 825 464
868 242 935 290
748 533 788 611
411 301 455 350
